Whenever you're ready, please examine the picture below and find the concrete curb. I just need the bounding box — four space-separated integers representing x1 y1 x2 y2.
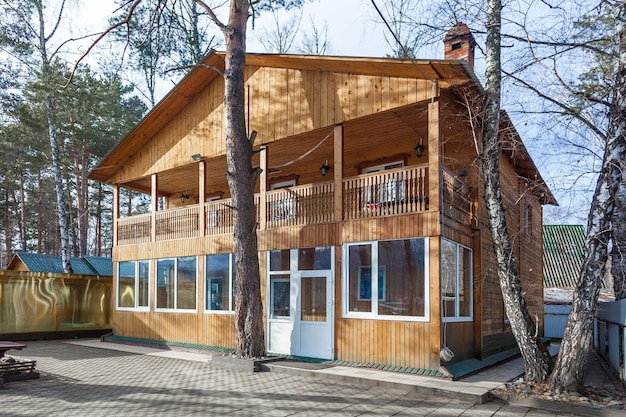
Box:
265 362 491 404
491 393 625 417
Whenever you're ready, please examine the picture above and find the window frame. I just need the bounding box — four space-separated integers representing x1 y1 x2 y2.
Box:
116 260 150 311
441 239 473 323
155 256 198 313
204 253 236 314
342 238 430 322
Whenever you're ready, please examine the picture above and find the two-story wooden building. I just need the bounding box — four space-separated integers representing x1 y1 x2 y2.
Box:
89 23 556 375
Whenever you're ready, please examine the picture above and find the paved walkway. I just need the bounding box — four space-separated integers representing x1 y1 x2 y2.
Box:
0 339 614 416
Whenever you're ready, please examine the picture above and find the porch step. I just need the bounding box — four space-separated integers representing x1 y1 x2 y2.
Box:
443 338 554 380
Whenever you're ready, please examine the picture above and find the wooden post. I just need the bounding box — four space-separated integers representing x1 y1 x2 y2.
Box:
151 174 157 242
112 185 119 247
334 124 343 222
429 236 441 369
259 146 267 230
428 100 440 218
199 161 206 236
427 97 442 370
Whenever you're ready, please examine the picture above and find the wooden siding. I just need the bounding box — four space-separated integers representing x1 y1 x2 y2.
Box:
98 57 550 369
109 67 436 185
476 154 546 352
335 319 434 369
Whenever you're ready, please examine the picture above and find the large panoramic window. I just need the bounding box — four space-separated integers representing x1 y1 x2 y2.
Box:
117 260 150 310
343 238 428 321
441 239 472 321
205 253 235 312
156 256 197 311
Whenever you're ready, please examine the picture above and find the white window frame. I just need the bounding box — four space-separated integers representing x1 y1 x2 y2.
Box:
342 238 430 322
204 253 235 314
441 239 473 323
155 256 198 313
116 260 150 311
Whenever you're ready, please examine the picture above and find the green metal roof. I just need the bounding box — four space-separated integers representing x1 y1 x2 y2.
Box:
543 225 585 288
13 252 112 276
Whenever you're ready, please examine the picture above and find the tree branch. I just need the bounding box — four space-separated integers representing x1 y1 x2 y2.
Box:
191 0 227 32
65 0 143 87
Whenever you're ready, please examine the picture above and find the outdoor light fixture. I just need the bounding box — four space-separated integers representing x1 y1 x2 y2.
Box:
180 193 189 203
191 154 202 162
414 138 425 157
459 169 468 177
320 160 330 176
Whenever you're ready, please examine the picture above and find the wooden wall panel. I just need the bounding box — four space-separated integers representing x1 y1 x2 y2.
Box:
476 152 546 341
111 67 435 184
335 319 434 369
112 311 236 348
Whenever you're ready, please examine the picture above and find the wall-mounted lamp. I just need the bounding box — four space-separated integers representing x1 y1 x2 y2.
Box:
459 169 468 177
180 193 189 203
191 154 203 162
320 160 330 176
414 138 425 157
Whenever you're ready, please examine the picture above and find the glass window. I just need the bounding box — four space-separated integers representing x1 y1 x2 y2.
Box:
177 257 197 310
138 261 150 308
298 247 332 270
270 275 290 319
441 239 473 321
270 250 290 271
118 261 136 308
205 253 235 312
348 244 372 313
344 238 428 320
117 260 150 310
156 257 197 311
378 239 425 317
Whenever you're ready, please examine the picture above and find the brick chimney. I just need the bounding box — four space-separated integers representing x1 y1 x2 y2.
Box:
443 22 475 69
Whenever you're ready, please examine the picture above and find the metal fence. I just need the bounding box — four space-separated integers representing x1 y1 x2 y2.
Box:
0 271 112 336
595 299 626 383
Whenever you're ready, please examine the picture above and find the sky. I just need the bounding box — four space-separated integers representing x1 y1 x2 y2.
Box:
76 0 397 58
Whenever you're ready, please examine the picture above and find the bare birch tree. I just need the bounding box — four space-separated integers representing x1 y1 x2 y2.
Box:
0 0 74 271
482 0 553 383
550 0 626 393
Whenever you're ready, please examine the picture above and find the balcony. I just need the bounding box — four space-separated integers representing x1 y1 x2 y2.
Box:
116 165 472 246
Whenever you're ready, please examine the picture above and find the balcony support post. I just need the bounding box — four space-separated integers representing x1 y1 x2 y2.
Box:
428 99 442 370
113 185 119 246
151 174 157 242
428 101 440 214
259 146 267 230
334 124 343 222
199 161 206 236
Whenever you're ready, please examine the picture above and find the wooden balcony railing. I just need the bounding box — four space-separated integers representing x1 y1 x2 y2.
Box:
343 165 428 220
155 205 201 241
204 199 234 235
441 166 473 225
117 213 151 245
115 165 472 246
266 181 334 229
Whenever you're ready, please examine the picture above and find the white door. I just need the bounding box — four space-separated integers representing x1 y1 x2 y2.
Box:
293 271 333 359
267 274 293 355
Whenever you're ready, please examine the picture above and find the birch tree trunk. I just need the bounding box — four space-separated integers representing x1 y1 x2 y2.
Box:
482 0 552 383
550 0 626 393
34 0 73 272
221 0 265 358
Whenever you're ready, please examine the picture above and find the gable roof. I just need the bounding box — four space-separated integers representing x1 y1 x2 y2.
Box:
88 51 554 206
543 225 585 287
84 256 114 276
88 51 478 184
6 252 112 276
